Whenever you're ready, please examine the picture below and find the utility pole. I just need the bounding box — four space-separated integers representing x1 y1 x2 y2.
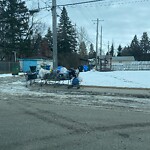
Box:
100 25 103 56
93 19 104 70
95 18 99 70
99 25 103 71
52 0 58 70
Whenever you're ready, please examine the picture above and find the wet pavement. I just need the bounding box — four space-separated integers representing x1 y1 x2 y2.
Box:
0 76 150 150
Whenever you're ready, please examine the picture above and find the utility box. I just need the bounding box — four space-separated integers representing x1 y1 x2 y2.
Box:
12 63 20 75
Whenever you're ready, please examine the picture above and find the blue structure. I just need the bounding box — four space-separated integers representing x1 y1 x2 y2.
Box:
19 58 42 72
23 59 37 72
19 58 53 72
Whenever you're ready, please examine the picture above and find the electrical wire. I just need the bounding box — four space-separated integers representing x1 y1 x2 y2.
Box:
58 0 104 7
32 0 150 11
57 0 149 7
25 0 150 50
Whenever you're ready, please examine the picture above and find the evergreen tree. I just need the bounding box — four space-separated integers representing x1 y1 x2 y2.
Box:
117 45 122 56
40 27 53 58
89 43 95 58
140 32 150 54
121 46 131 56
79 41 87 57
0 0 30 60
57 7 77 54
109 43 114 56
34 33 42 56
0 1 6 60
57 7 78 67
130 35 142 60
45 27 53 50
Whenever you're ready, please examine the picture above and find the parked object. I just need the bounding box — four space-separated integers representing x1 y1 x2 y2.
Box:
25 66 37 86
40 67 80 88
40 67 72 86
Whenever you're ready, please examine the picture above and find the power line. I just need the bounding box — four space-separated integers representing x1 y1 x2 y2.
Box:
58 0 149 7
58 0 104 7
28 0 150 11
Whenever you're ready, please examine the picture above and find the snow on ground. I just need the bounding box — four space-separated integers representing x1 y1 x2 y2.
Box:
0 76 29 95
0 70 150 88
1 71 150 112
78 70 150 88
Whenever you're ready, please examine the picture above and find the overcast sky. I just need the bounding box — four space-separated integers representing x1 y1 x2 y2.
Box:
27 0 150 54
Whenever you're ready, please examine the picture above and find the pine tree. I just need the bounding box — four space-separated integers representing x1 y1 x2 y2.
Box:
57 7 77 54
79 41 87 58
117 45 122 56
57 7 78 67
41 27 53 58
121 46 131 56
0 0 30 60
140 32 150 54
130 35 142 60
34 33 42 56
0 1 6 60
109 43 114 56
45 27 53 50
89 43 95 58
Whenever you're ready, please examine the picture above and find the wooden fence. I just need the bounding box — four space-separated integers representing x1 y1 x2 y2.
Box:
0 62 20 73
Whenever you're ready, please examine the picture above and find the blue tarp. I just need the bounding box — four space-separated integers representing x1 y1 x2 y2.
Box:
83 65 88 72
57 66 63 72
72 77 79 85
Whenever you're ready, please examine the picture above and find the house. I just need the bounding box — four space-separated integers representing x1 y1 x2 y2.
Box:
18 57 53 72
111 56 136 71
112 56 135 63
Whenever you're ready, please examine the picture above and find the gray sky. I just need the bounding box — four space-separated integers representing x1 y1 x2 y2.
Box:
27 0 150 54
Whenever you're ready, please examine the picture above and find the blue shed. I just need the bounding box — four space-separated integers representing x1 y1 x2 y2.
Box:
19 58 40 72
19 58 53 72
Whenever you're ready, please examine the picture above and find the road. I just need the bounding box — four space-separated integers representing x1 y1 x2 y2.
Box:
0 76 150 150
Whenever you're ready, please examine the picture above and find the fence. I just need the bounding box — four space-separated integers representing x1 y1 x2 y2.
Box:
0 62 20 73
112 61 150 71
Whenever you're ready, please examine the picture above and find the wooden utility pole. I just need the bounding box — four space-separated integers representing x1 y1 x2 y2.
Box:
93 19 104 70
52 0 58 69
99 25 103 71
95 18 99 70
100 25 103 56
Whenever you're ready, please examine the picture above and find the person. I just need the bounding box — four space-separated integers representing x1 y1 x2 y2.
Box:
67 68 81 89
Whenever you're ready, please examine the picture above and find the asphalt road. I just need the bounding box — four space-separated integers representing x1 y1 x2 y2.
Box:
0 76 150 150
